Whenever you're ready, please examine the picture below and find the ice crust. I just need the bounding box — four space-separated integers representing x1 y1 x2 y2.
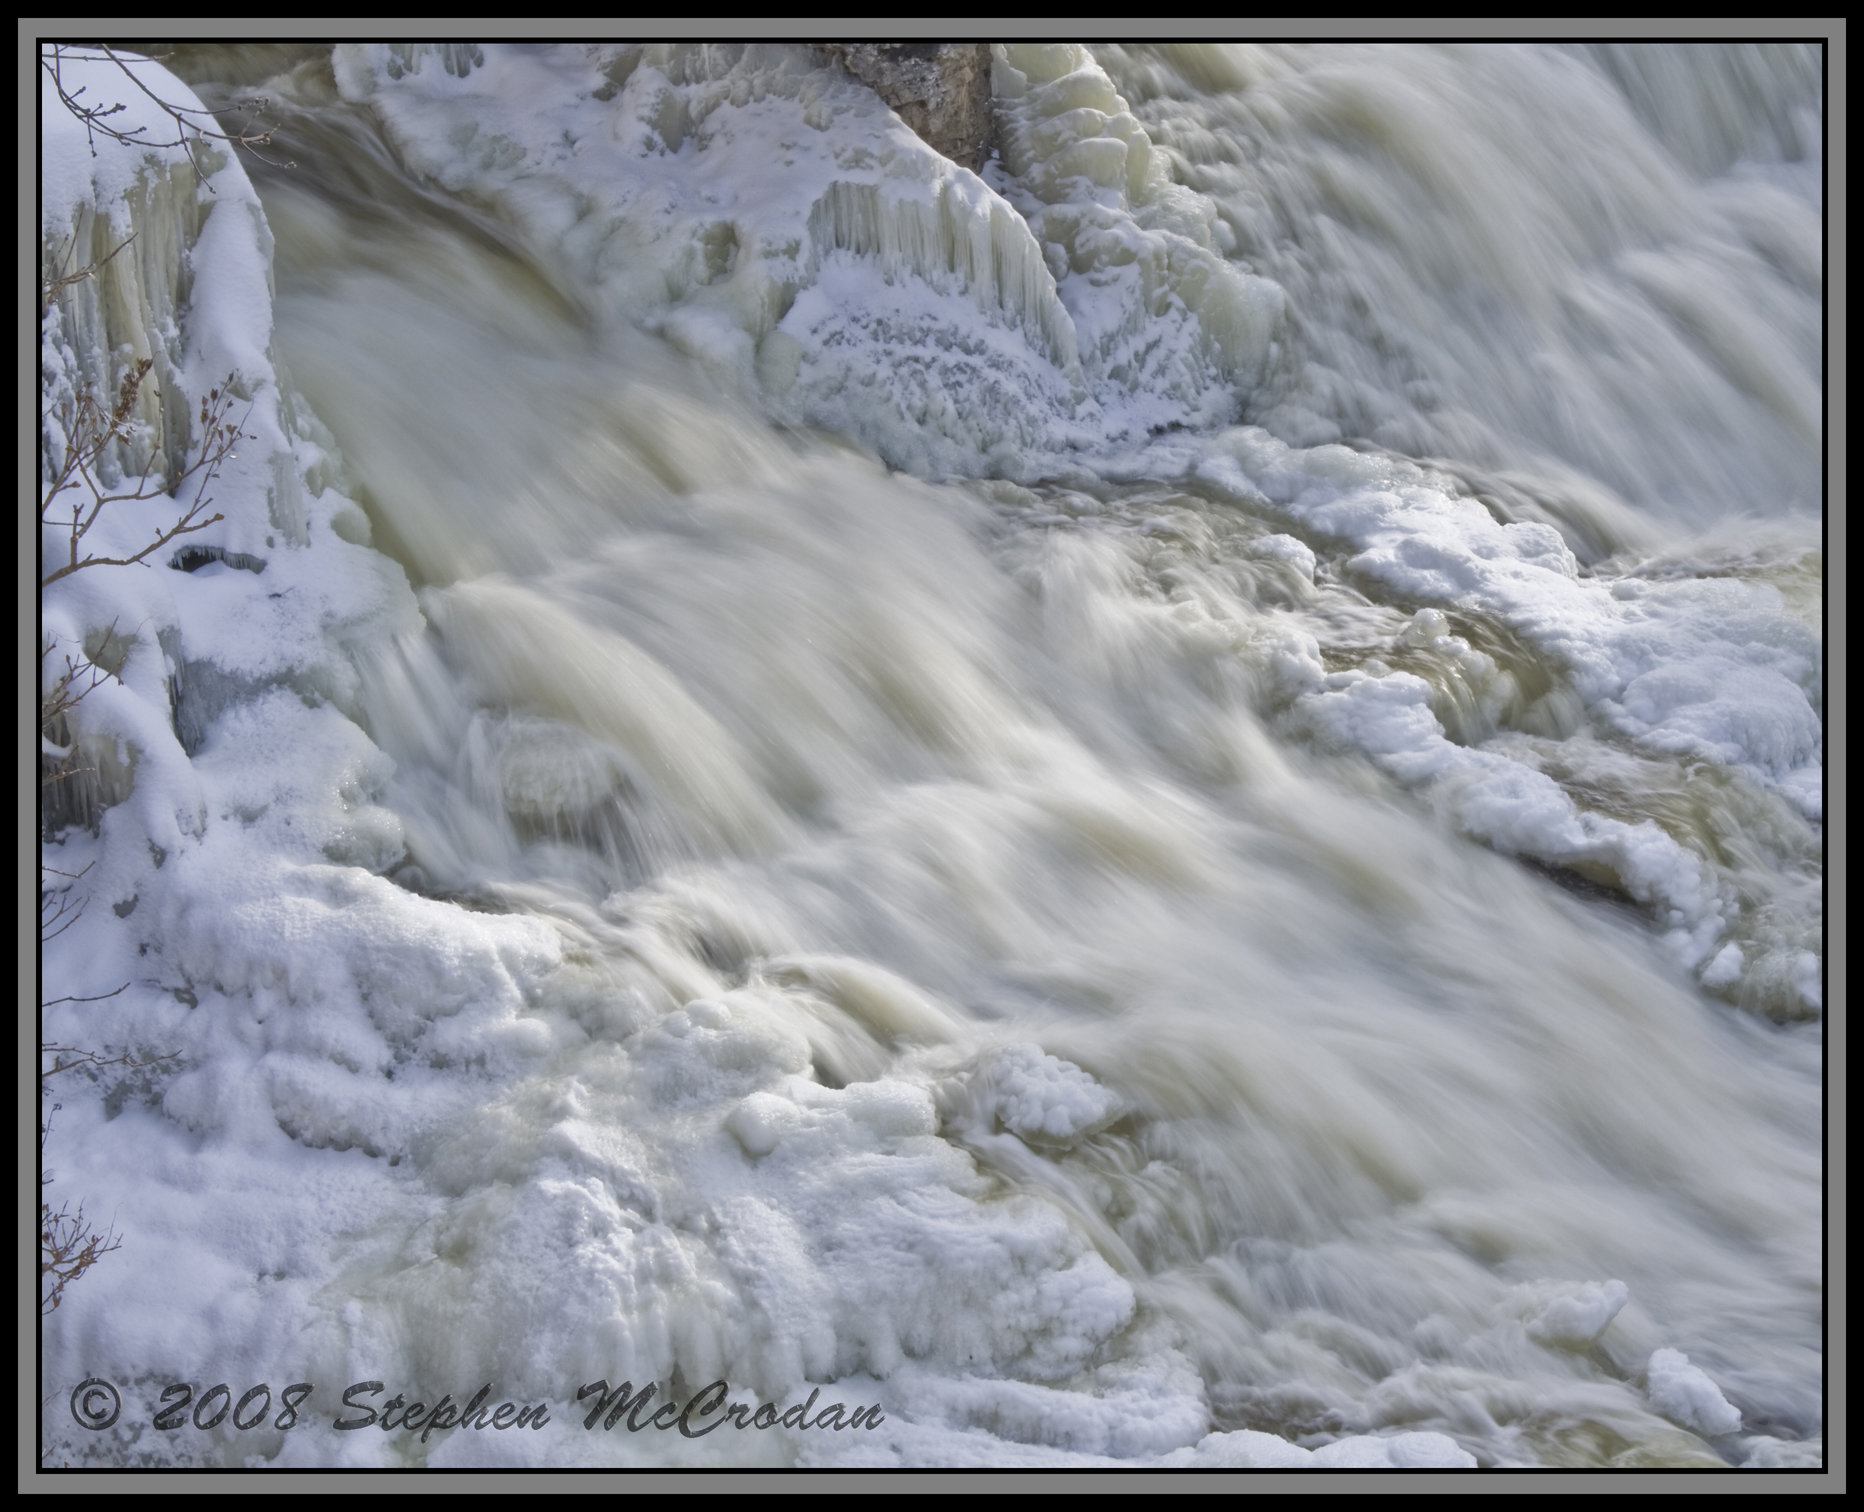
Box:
41 48 416 878
1192 431 1821 993
1646 1349 1742 1438
327 43 1281 477
1525 1279 1630 1347
1161 1428 1477 1468
946 1044 1125 1143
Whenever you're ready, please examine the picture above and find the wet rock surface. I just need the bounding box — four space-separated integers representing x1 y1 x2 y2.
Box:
823 43 993 171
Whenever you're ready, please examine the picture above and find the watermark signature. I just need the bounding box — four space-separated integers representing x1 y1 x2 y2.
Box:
576 1379 883 1436
66 1377 885 1442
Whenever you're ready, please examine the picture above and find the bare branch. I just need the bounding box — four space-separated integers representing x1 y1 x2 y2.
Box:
39 361 245 589
41 624 123 730
40 230 138 314
40 987 133 1010
42 43 296 189
40 1199 122 1314
42 1043 176 1074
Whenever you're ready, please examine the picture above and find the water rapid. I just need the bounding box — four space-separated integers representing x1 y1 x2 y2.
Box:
40 42 1822 1470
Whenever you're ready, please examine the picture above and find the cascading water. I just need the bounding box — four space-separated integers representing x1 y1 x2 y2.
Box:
39 41 1822 1470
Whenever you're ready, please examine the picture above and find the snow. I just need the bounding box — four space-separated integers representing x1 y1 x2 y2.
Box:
1646 1349 1742 1438
326 43 1084 479
976 1045 1124 1142
327 43 1283 478
1192 428 1821 995
1159 1428 1477 1468
1526 1279 1630 1347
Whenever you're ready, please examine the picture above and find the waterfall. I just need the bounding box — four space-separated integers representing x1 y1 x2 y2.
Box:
40 40 1823 1471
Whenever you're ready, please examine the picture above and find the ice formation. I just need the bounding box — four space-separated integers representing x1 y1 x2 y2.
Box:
1525 1280 1630 1348
1192 431 1821 999
326 43 1283 477
1646 1349 1743 1438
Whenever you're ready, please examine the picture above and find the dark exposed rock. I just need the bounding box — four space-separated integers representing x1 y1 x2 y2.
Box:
170 543 266 574
823 43 993 172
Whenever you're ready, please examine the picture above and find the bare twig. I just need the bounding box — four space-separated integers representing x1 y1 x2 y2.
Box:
41 987 133 1009
39 892 90 945
38 1099 125 1315
41 1198 122 1315
40 42 296 187
42 1044 178 1076
39 361 243 588
40 230 138 314
41 624 123 738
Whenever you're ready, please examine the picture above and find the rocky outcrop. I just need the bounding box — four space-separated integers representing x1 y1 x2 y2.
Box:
822 43 992 171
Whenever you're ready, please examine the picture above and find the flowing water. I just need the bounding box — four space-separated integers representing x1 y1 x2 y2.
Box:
49 43 1822 1468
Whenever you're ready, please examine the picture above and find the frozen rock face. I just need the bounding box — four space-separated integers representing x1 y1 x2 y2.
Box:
331 43 1091 478
331 43 1288 476
40 80 205 504
39 46 416 858
823 43 994 171
987 43 1284 437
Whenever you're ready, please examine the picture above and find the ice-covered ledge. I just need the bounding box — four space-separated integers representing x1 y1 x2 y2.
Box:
40 46 413 849
820 43 993 172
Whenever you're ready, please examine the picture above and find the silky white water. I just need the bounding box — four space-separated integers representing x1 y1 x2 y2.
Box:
40 43 1822 1469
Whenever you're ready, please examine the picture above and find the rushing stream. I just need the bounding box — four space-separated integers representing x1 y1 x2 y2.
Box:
40 43 1822 1469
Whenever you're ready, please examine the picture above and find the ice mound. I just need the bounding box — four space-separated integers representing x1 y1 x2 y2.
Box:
1200 433 1822 789
1295 662 1719 940
41 46 414 873
1160 1427 1477 1468
329 43 1084 476
1525 1279 1630 1347
982 1044 1124 1142
1646 1348 1742 1437
331 43 1282 477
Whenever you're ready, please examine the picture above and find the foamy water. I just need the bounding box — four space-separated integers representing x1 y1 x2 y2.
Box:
40 43 1822 1469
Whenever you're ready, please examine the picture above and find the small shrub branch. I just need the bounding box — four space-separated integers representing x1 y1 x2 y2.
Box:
39 357 245 588
41 42 296 185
